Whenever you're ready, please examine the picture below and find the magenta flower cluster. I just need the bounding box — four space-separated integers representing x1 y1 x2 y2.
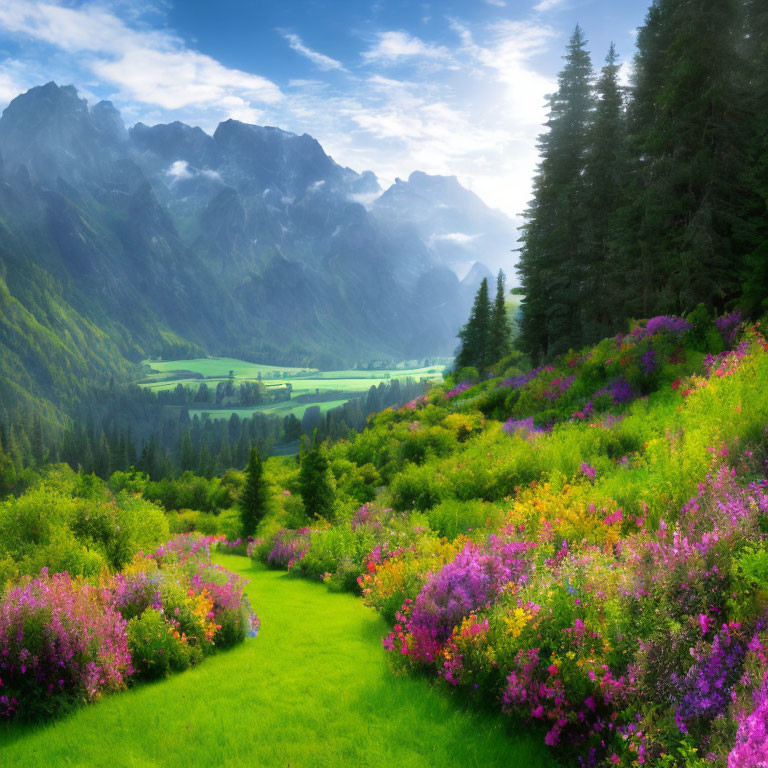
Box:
729 671 768 768
630 315 693 340
0 569 131 720
715 312 743 344
445 381 472 399
266 528 310 569
502 417 548 437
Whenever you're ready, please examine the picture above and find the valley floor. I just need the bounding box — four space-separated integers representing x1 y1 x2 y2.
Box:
0 555 554 768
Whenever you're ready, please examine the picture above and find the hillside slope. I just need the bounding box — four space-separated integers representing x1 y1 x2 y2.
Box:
252 313 768 767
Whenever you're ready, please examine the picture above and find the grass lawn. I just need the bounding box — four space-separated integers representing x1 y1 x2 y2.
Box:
189 398 352 421
142 357 315 380
137 358 445 395
0 556 556 768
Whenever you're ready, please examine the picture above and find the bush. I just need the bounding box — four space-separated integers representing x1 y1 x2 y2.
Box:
127 608 193 679
0 532 259 720
0 570 132 720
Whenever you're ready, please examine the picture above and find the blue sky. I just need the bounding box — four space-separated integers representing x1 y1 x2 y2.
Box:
0 0 650 220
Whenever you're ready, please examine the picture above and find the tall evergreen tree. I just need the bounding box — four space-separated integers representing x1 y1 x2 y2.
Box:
488 270 512 364
741 0 768 315
239 446 269 536
580 43 628 342
619 0 747 316
455 277 492 371
298 431 335 520
517 25 595 360
180 429 195 472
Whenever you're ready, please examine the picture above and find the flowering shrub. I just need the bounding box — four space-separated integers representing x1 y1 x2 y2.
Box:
715 312 743 344
631 315 693 339
502 417 548 436
0 570 132 720
384 544 514 662
594 376 634 405
0 533 258 720
729 671 768 767
265 528 310 569
445 381 472 399
501 367 549 390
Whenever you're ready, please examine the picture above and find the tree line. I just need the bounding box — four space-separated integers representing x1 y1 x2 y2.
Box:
454 271 513 374
0 376 427 493
517 0 768 361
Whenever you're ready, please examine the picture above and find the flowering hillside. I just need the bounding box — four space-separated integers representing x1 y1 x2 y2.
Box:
255 316 768 767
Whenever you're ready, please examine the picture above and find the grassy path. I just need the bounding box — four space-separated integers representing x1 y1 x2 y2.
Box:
0 556 555 768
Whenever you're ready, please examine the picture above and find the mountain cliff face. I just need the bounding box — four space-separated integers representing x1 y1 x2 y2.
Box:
372 171 518 281
0 82 516 414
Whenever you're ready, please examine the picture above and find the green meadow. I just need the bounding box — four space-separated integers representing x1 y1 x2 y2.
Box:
189 398 351 422
136 357 445 422
0 557 553 768
142 357 315 380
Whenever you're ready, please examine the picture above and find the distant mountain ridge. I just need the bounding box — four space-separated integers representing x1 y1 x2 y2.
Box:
0 82 517 417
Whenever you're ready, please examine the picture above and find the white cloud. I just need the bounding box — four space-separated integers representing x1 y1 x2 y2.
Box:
165 160 223 183
618 59 633 88
431 232 481 246
347 190 382 208
200 168 223 182
533 0 565 11
0 61 30 106
0 1 282 114
363 31 452 64
282 32 346 72
485 0 507 6
165 159 192 181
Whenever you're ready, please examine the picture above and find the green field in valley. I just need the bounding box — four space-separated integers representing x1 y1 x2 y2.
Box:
0 557 553 768
136 357 445 422
141 357 316 380
189 398 352 422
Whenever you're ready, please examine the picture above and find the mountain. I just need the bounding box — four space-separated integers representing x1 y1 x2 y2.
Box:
372 171 518 281
0 82 517 418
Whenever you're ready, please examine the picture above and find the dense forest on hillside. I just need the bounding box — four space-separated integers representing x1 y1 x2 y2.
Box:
517 0 768 360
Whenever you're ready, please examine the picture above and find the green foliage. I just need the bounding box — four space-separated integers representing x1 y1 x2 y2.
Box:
127 609 193 679
298 433 336 520
239 447 270 537
0 466 169 579
455 278 492 371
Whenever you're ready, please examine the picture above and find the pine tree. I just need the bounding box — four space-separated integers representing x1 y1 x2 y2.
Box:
239 446 269 536
517 26 595 360
31 416 45 466
581 43 628 342
619 0 747 317
488 270 512 364
180 429 195 472
298 431 335 520
94 431 112 478
455 277 492 371
0 432 15 497
741 0 768 315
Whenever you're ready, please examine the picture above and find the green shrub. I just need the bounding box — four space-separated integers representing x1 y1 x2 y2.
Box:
127 609 192 679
